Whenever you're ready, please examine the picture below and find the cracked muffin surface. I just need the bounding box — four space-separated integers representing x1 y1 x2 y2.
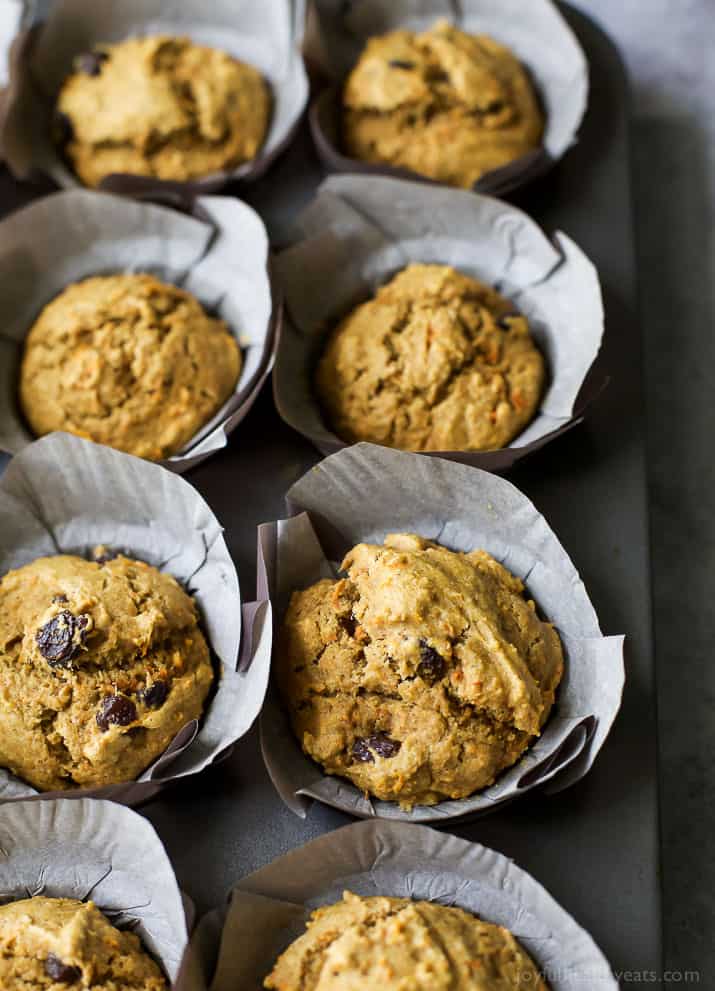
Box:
56 35 271 187
314 264 544 452
19 273 241 461
0 897 167 990
0 552 213 791
342 20 543 188
265 891 548 990
278 533 563 808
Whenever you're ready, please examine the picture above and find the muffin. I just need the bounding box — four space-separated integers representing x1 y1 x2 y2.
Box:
342 20 544 189
55 35 271 187
0 552 214 791
0 897 167 990
265 891 548 990
314 264 545 452
278 533 563 808
19 273 241 461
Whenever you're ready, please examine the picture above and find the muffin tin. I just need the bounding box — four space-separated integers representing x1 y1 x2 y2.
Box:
0 0 660 985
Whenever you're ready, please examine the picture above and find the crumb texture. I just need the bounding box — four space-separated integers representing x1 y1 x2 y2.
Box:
342 20 543 188
278 533 563 808
20 273 241 461
315 264 545 452
0 897 168 990
57 35 271 186
264 891 549 990
0 553 213 791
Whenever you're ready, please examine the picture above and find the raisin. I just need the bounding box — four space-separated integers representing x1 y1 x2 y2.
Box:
36 611 89 668
389 59 415 70
139 681 169 709
352 732 401 763
417 640 445 682
45 954 81 983
52 110 74 144
96 694 137 732
75 50 108 76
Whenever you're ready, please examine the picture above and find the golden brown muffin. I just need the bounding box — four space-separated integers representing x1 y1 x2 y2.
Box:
278 533 563 809
342 20 543 189
265 891 548 990
0 552 213 791
315 264 544 452
0 897 167 990
19 273 241 461
56 35 271 186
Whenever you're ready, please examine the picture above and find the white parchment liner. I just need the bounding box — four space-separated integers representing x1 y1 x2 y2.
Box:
0 433 272 805
0 0 308 196
0 189 277 472
0 798 190 983
193 820 617 990
0 0 22 90
258 443 624 822
308 0 588 196
274 175 605 472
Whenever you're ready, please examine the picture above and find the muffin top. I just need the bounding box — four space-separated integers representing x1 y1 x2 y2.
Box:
0 897 167 990
279 533 563 808
56 35 271 187
315 264 545 452
265 891 548 990
19 273 241 461
342 20 543 188
0 552 213 791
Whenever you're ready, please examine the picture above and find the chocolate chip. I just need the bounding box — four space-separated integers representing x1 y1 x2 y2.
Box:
52 109 73 145
417 640 445 682
352 732 401 763
139 680 169 709
75 50 108 76
36 610 89 668
45 954 81 983
96 694 137 732
388 59 415 70
486 100 504 113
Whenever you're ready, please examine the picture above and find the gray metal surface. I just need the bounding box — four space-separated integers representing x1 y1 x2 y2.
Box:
0 5 661 981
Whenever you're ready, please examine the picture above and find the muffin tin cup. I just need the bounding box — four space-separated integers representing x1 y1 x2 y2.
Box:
192 820 617 990
0 189 278 472
0 433 272 806
258 442 624 822
273 174 606 471
307 0 588 196
0 797 191 984
0 0 309 197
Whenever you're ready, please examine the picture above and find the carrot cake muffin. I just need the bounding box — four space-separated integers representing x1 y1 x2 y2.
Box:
19 273 241 461
265 891 548 990
0 552 213 791
315 264 544 452
55 35 271 186
0 897 167 990
342 20 543 188
278 533 563 808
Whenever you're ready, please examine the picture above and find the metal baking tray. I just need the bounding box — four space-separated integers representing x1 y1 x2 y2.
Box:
0 3 661 979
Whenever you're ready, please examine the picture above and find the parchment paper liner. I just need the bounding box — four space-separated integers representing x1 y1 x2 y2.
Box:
0 189 278 473
0 432 272 805
0 0 22 91
0 797 192 984
193 820 617 990
273 175 605 471
258 443 624 822
307 0 588 197
0 0 309 198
